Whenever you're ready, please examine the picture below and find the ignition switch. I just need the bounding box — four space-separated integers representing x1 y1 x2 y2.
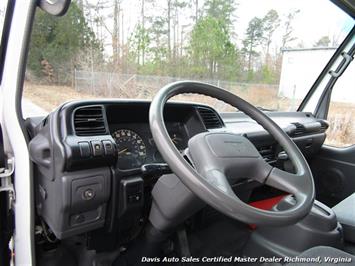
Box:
82 188 95 200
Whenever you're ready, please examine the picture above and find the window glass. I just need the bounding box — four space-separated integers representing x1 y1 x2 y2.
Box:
23 0 354 117
325 59 355 147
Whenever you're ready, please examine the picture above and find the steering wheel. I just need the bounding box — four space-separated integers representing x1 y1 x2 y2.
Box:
149 81 315 226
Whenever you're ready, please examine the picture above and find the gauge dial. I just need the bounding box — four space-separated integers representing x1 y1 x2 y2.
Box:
112 129 147 169
151 132 184 162
149 133 184 150
170 133 183 149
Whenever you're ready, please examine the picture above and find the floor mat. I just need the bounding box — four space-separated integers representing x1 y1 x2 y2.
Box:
188 215 251 265
344 241 355 255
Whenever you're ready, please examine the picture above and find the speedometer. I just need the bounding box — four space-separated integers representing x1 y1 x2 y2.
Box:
112 129 147 169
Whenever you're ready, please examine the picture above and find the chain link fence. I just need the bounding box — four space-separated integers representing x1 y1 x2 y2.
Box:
74 70 279 102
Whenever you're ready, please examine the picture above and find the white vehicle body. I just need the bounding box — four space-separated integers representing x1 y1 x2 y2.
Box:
0 1 36 265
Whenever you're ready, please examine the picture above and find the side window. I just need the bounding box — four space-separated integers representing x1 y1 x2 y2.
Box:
0 1 9 42
325 60 355 147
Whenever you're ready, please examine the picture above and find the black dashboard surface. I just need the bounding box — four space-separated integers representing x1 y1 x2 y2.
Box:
28 100 328 172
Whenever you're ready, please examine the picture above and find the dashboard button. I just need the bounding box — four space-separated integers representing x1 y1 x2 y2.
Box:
91 141 104 156
128 194 142 203
73 214 85 224
78 141 91 158
102 140 114 155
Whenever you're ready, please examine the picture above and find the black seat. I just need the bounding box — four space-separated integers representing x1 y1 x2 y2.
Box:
288 246 355 266
332 193 355 243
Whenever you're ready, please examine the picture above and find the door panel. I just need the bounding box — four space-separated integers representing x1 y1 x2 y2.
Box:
311 145 355 207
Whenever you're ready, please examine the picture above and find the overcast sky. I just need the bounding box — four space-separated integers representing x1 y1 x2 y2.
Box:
236 0 353 46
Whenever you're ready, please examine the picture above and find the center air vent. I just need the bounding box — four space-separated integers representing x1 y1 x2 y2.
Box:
74 106 107 136
197 107 223 129
292 122 306 136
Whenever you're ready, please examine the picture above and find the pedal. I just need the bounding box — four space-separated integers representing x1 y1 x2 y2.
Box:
176 227 191 265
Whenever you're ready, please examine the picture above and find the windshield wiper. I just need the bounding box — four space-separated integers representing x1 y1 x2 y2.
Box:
234 106 276 112
256 106 276 112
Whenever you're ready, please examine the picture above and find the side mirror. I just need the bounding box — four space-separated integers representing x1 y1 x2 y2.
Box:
38 0 71 16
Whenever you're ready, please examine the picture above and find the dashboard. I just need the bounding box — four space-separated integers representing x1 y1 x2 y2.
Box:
27 99 328 244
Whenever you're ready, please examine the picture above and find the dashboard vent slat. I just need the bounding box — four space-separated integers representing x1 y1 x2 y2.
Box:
292 122 306 136
197 107 223 129
74 106 107 136
319 120 329 132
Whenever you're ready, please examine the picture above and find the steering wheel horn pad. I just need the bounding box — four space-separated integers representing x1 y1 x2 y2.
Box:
203 133 260 158
149 81 315 226
188 132 272 184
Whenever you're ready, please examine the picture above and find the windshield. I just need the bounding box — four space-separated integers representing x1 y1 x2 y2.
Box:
0 1 8 41
22 0 354 115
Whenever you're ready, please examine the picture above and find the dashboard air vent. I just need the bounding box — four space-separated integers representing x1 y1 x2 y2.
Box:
319 120 329 132
74 106 107 136
292 122 306 136
197 107 223 129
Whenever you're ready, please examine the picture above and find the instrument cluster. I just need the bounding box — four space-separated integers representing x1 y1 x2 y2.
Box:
111 122 188 170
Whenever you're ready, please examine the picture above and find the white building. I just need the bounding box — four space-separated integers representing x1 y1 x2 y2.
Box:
278 47 355 103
